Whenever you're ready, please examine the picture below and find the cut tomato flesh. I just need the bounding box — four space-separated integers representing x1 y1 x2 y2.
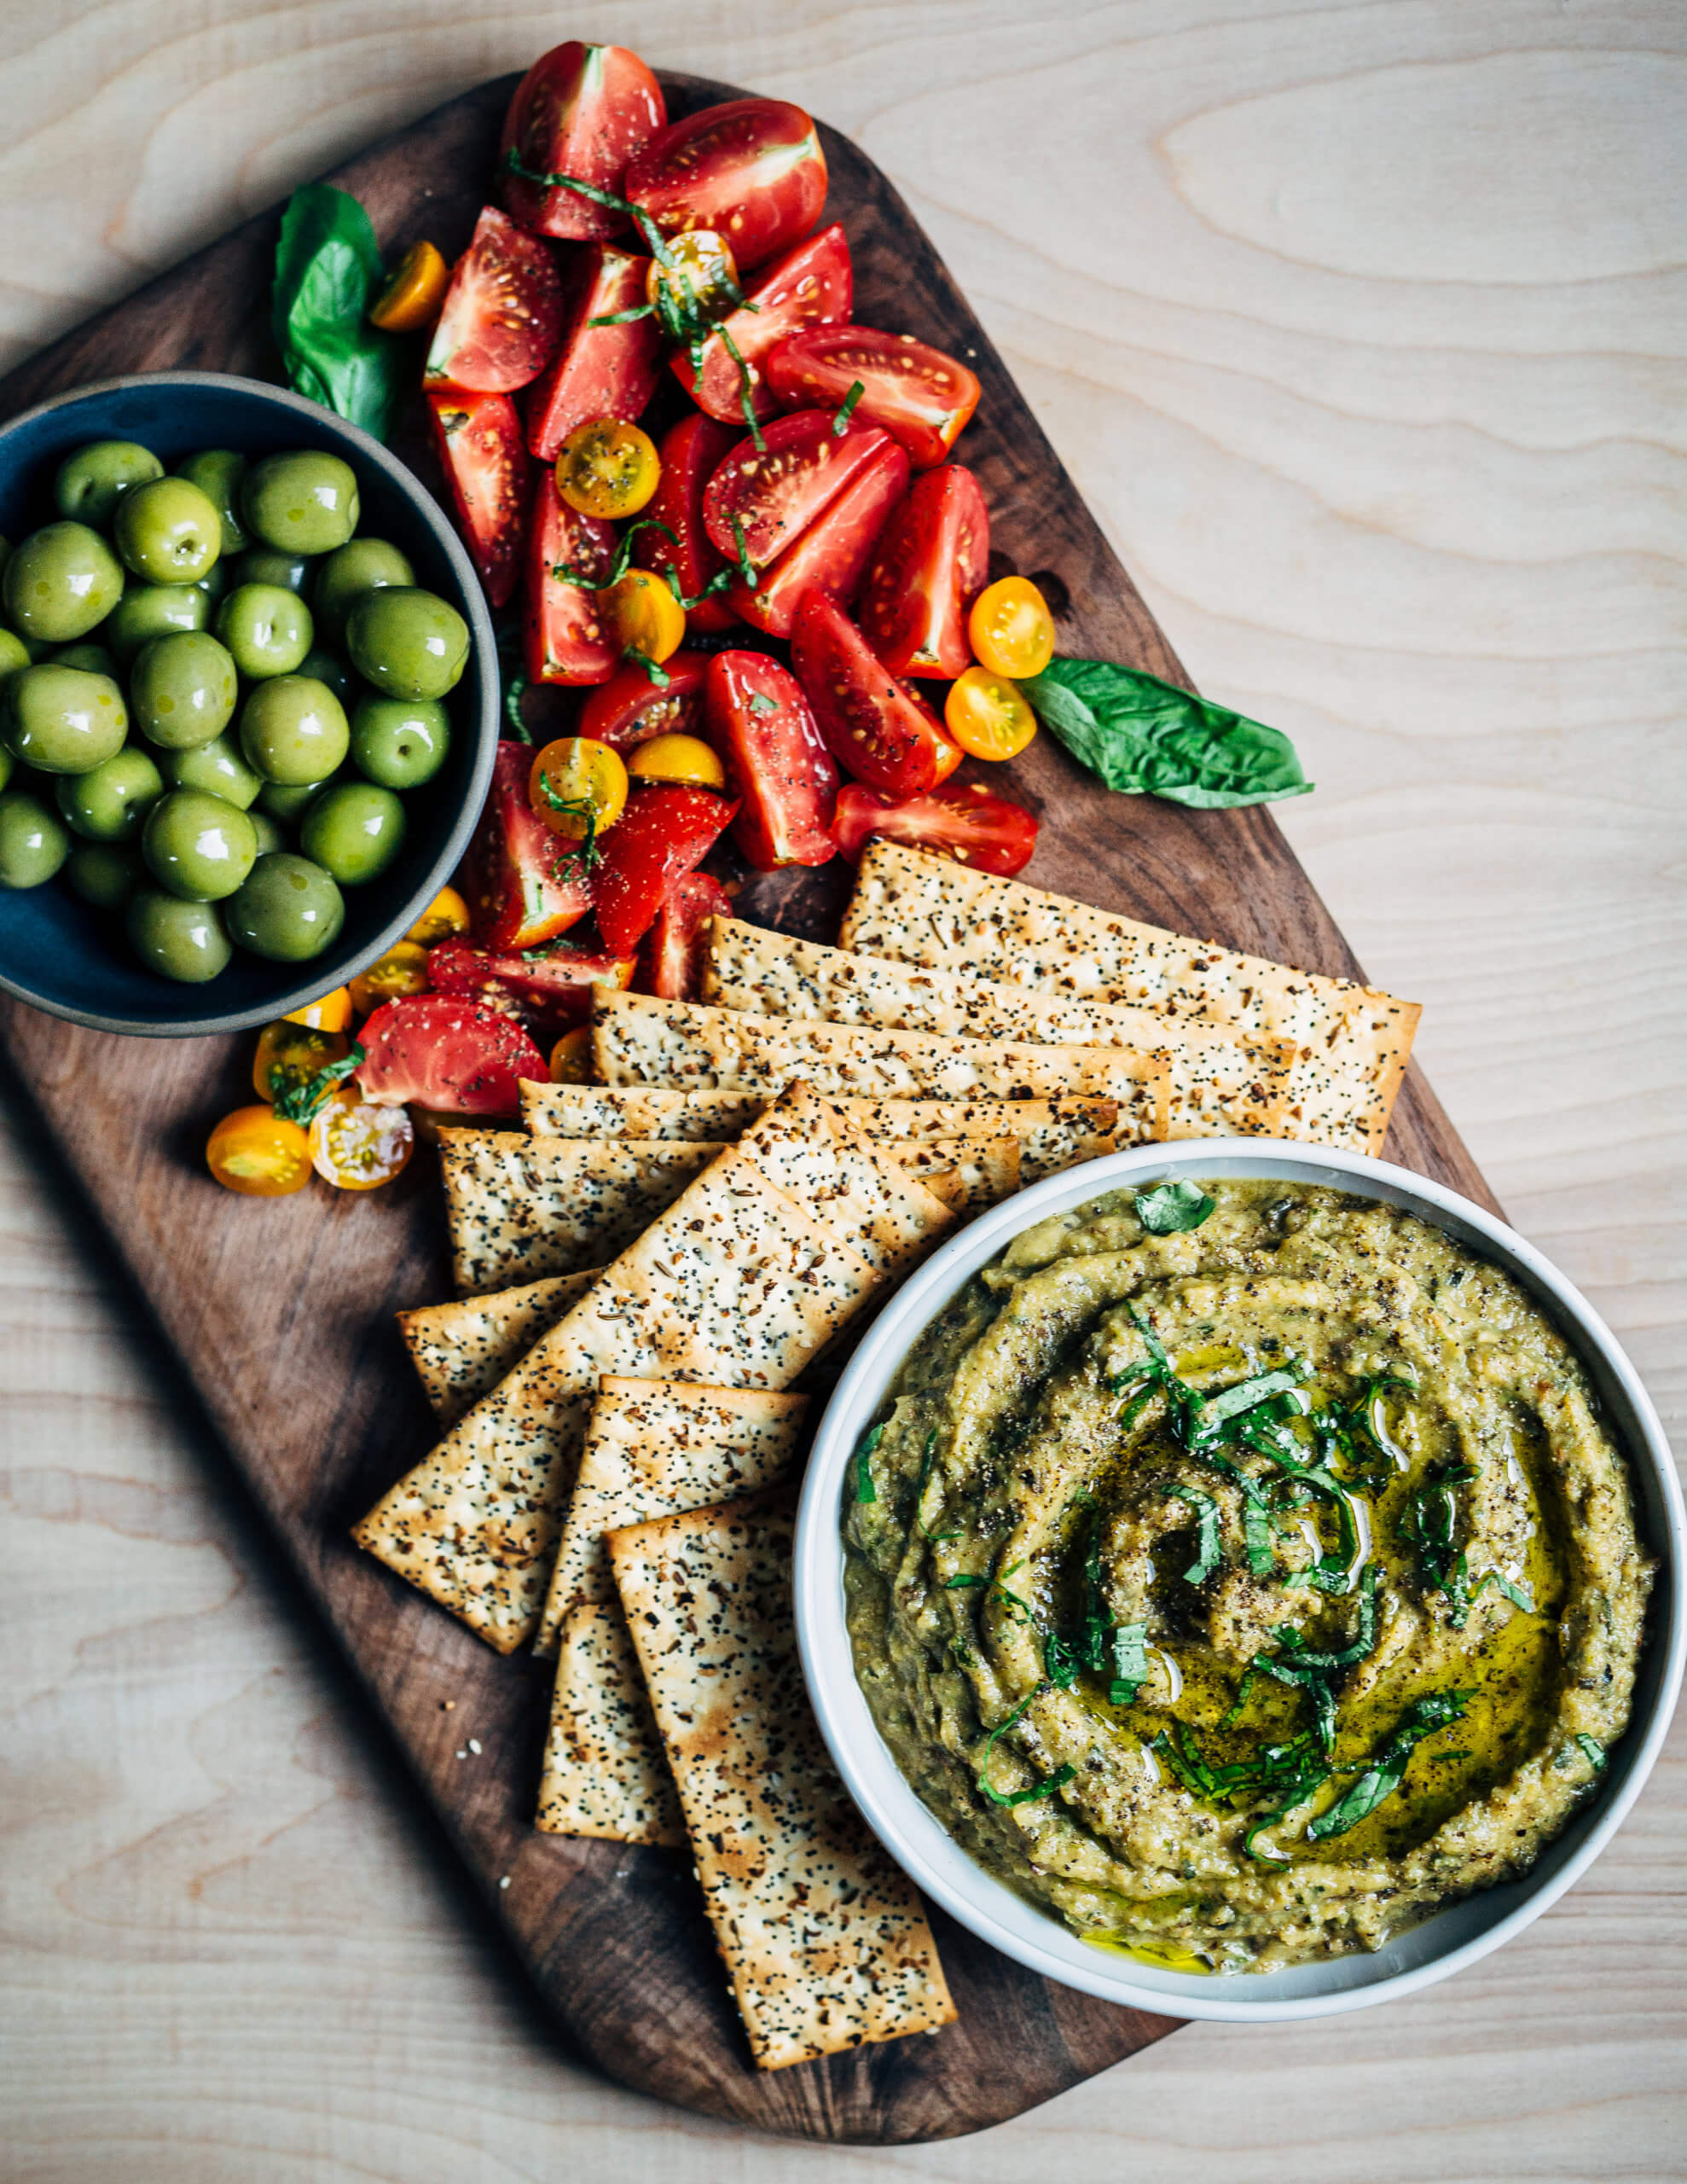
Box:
858 462 989 679
497 40 667 241
356 993 548 1117
626 97 827 271
523 471 619 687
790 587 961 799
728 437 907 639
634 414 739 632
830 778 1039 876
426 390 531 610
589 783 739 957
522 244 666 462
578 651 710 749
766 324 983 469
426 936 635 1034
465 739 594 950
674 223 852 424
702 410 896 569
424 206 566 395
705 650 838 871
638 871 734 1000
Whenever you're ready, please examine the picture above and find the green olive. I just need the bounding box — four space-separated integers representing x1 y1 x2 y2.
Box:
257 774 333 822
3 664 128 774
194 560 229 605
50 641 119 677
53 440 165 529
0 628 32 680
229 546 310 595
113 475 223 585
0 792 71 887
0 746 10 793
174 450 250 555
298 647 360 708
311 537 415 647
101 580 212 666
241 451 360 557
216 582 313 679
247 808 285 857
345 586 469 700
238 676 349 785
126 887 231 982
349 694 450 790
142 787 259 901
130 630 239 749
300 781 407 886
3 521 126 642
66 840 142 911
224 851 345 961
160 732 263 810
55 745 165 841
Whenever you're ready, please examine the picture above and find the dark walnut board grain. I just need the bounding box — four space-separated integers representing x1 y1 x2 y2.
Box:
0 73 1499 2144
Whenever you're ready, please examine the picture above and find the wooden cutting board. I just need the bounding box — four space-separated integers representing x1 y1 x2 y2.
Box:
0 72 1498 2145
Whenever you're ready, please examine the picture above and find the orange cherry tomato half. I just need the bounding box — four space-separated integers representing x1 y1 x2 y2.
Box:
309 1086 415 1190
206 1105 313 1197
285 985 354 1034
601 568 686 665
943 665 1038 762
405 884 471 948
369 239 451 333
529 736 629 842
548 1026 594 1083
554 418 662 520
626 731 727 789
645 229 742 329
348 939 430 1019
252 1020 351 1105
968 576 1054 680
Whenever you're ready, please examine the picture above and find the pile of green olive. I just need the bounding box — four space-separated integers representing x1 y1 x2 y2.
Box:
0 436 471 983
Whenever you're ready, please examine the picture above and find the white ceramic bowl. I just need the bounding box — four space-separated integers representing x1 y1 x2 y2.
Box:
794 1140 1684 2023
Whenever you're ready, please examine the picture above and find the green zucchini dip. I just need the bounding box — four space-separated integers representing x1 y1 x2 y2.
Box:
842 1180 1652 1972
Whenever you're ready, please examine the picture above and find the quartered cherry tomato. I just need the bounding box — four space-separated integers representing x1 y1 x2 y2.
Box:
357 992 547 1116
424 206 566 394
554 418 661 519
498 40 667 241
766 325 983 469
831 778 1039 875
428 938 635 1033
548 1026 594 1082
790 588 962 799
633 415 738 630
405 885 471 947
309 1085 415 1190
348 940 430 1019
528 735 629 841
589 783 739 956
369 240 450 333
704 650 838 869
252 1020 350 1104
627 97 826 271
859 463 989 678
627 733 726 789
638 870 734 1000
703 409 896 569
578 649 710 749
674 223 852 424
646 229 741 328
524 473 618 686
523 244 665 462
466 741 593 950
969 575 1054 679
206 1106 313 1196
285 986 354 1033
601 568 686 665
728 437 907 638
427 389 531 608
945 665 1037 762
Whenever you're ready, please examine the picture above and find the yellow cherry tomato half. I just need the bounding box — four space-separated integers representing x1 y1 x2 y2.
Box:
252 1020 351 1105
309 1085 415 1190
555 418 662 520
529 736 629 842
548 1026 594 1083
968 576 1055 680
601 568 686 666
626 731 727 789
285 985 354 1034
206 1105 313 1196
405 883 470 948
943 665 1038 763
646 229 741 328
348 938 430 1019
368 240 451 333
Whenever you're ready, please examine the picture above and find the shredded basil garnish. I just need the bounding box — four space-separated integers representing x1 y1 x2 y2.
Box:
273 1041 365 1126
553 518 676 594
832 379 865 434
852 1422 883 1504
1304 1689 1472 1841
1168 1483 1221 1586
975 1687 1075 1809
623 646 671 688
1574 1734 1606 1771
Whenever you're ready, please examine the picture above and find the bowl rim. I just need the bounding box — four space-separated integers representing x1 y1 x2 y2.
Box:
793 1138 1685 2023
0 369 499 1038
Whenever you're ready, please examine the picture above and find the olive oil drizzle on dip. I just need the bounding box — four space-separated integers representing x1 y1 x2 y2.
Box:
842 1180 1652 1973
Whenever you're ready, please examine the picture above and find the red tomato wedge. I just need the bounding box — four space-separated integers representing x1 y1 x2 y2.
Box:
766 326 983 469
498 40 667 241
790 589 962 799
626 97 826 271
523 245 665 462
579 650 710 749
858 463 989 678
638 871 734 1000
426 391 531 609
705 651 838 870
524 473 618 686
356 994 547 1117
831 779 1039 876
589 783 739 956
426 937 635 1032
673 223 852 424
632 414 739 633
466 740 594 950
424 206 566 395
728 437 907 639
702 410 896 569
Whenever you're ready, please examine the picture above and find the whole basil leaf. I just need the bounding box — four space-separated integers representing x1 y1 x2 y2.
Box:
272 183 403 442
1133 1179 1215 1234
1020 655 1313 810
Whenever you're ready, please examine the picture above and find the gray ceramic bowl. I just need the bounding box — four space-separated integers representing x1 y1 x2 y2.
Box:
795 1140 1684 2022
0 372 498 1037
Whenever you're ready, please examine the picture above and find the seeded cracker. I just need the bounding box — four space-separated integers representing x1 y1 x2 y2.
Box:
520 1080 766 1141
609 1490 955 2069
351 1148 880 1653
398 1269 600 1428
740 1085 954 1277
440 1130 722 1293
536 1603 684 1844
903 1136 1020 1212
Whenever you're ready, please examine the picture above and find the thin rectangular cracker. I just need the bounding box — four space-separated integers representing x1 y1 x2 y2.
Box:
609 1490 955 2069
838 839 1420 1152
519 1080 767 1141
536 1603 684 1845
397 1269 599 1429
351 1147 880 1653
592 991 1171 1141
903 1135 1020 1212
824 1095 1116 1184
740 1084 954 1277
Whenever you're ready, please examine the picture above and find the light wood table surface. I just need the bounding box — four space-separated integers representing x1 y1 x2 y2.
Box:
3 4 1682 2176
